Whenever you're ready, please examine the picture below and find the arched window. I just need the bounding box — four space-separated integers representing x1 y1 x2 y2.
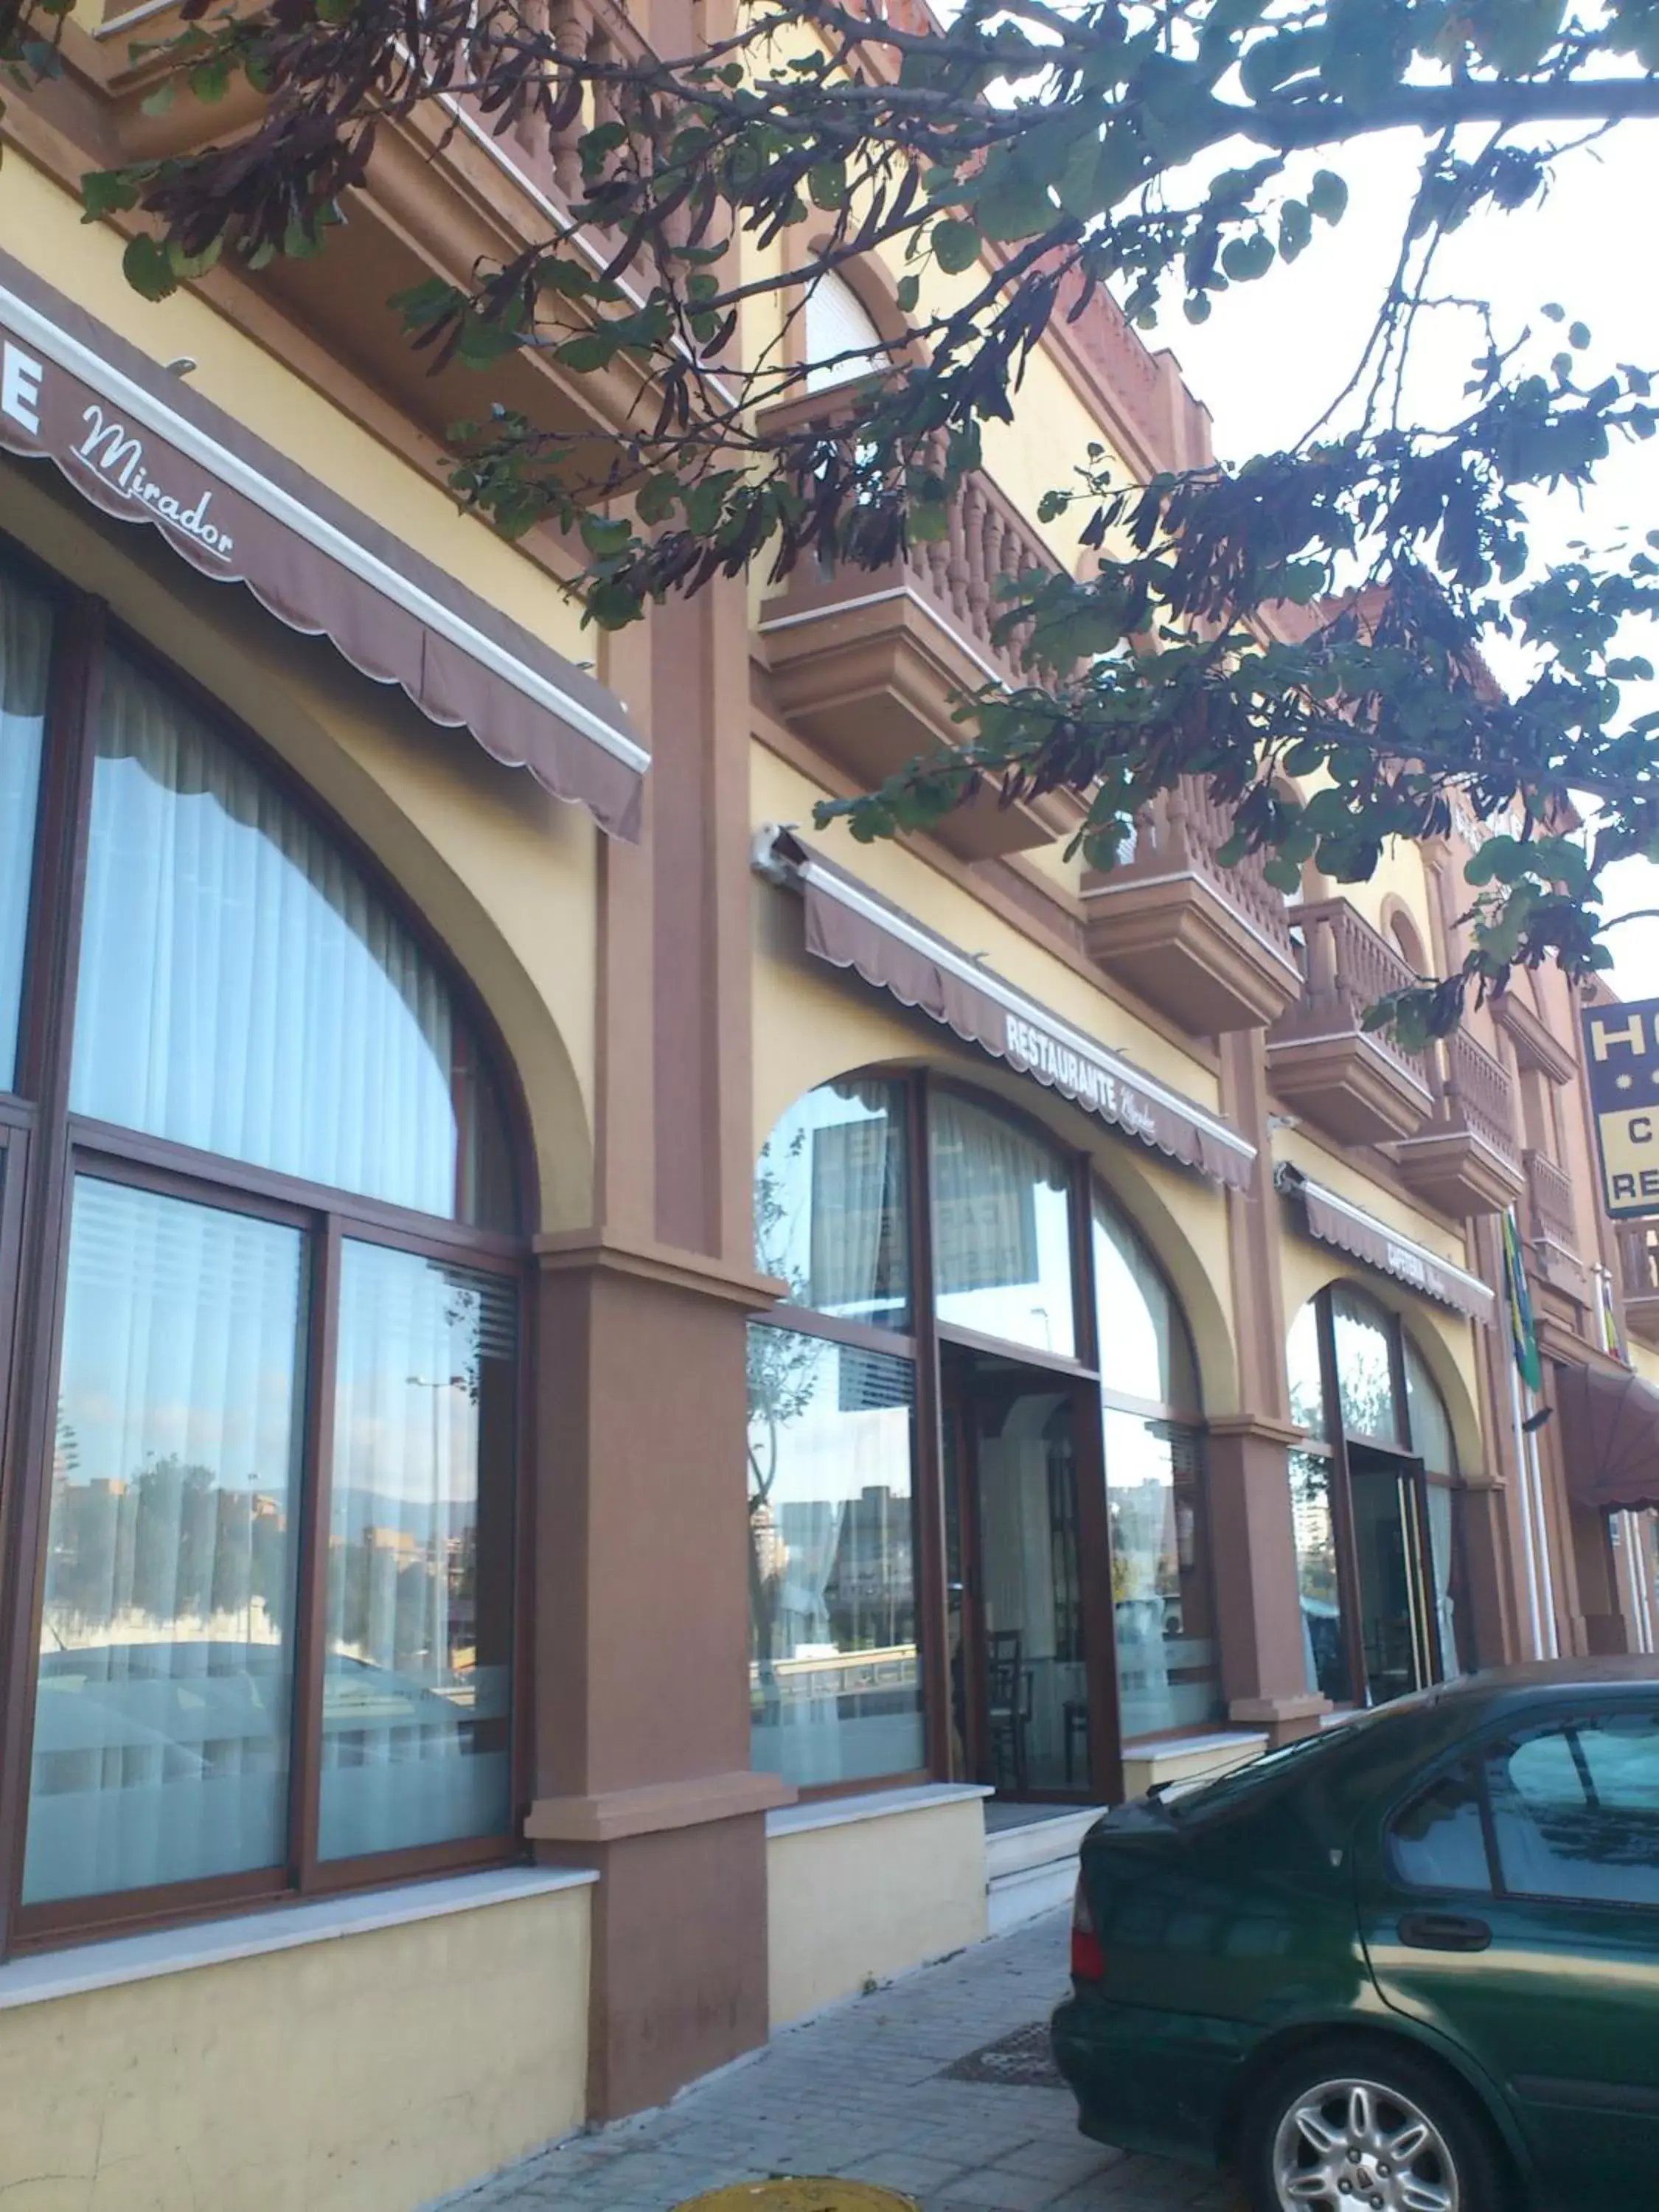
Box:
801 270 888 395
0 552 524 1936
1093 1193 1217 1739
748 1071 1217 1800
1286 1284 1464 1711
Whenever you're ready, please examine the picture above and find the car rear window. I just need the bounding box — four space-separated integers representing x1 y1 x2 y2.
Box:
1166 1703 1400 1820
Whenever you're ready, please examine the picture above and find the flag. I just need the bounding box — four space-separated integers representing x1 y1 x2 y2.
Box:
1595 1267 1631 1367
1502 1207 1543 1394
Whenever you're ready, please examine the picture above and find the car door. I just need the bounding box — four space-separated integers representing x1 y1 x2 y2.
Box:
1356 1699 1659 2210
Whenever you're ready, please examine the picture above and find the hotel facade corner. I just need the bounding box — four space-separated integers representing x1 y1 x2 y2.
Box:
0 14 1654 2206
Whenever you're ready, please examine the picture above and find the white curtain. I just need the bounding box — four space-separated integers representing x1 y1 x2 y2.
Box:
0 567 51 1091
807 1083 895 1312
1426 1481 1460 1676
802 271 887 394
24 1177 305 1904
71 650 472 1218
319 1239 515 1861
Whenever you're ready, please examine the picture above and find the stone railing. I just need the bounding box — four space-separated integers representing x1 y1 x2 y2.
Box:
1272 898 1434 1092
1432 1023 1520 1164
498 0 656 208
765 417 1065 691
1524 1149 1579 1254
1113 779 1298 964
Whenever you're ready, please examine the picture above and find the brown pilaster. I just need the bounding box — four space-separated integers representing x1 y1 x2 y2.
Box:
525 577 776 2121
1213 1032 1329 1740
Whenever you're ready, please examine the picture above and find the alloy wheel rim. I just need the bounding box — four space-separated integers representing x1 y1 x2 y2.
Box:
1270 2076 1458 2212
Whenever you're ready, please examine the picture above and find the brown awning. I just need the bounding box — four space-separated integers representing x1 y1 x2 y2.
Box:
757 827 1256 1192
0 251 646 840
1554 1362 1659 1512
1277 1166 1495 1323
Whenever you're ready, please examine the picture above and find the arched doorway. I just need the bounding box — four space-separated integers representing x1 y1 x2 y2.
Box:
1287 1284 1464 1707
748 1068 1214 1804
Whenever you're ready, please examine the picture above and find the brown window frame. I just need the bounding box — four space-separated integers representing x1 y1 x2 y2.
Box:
0 535 537 1957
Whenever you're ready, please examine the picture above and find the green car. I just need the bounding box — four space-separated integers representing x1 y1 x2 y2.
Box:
1051 1660 1659 2212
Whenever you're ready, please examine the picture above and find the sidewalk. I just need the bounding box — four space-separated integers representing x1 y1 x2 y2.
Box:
439 1911 1240 2212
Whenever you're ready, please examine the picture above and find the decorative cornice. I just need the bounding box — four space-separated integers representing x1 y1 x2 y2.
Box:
534 1228 786 1311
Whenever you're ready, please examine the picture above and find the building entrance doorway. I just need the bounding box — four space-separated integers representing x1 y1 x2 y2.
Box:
941 1349 1116 1801
1348 1446 1441 1704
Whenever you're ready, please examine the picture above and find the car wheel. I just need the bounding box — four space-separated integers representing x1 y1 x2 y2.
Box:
1241 2037 1509 2212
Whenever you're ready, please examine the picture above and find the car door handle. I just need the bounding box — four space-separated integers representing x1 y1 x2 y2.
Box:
1397 1910 1492 1953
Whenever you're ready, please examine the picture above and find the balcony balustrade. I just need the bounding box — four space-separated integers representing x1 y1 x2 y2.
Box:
1082 779 1303 1034
1519 1149 1589 1299
1619 1222 1659 1349
1392 1022 1524 1217
759 429 1074 860
1267 900 1436 1146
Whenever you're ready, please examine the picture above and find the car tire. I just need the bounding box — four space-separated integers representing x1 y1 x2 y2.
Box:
1239 2035 1511 2212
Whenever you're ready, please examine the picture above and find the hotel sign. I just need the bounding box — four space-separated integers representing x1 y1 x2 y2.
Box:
1584 998 1659 1219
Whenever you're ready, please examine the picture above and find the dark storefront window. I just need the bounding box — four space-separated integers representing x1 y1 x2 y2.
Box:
0 547 526 1947
1287 1284 1465 1708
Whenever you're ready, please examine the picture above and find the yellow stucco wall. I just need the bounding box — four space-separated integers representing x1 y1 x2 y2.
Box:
2 440 599 1231
0 1885 591 2212
767 1798 987 2029
1 154 592 671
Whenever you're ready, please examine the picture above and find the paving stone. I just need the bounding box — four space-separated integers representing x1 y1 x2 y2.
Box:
431 1911 1234 2212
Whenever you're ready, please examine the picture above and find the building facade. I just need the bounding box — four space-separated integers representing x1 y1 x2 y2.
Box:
0 15 1656 2205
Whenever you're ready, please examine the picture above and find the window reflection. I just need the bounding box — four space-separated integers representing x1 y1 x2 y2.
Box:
1331 1287 1402 1446
0 568 50 1093
748 1328 922 1788
25 1178 305 1902
71 651 514 1226
1287 1300 1326 1440
1104 1410 1218 1736
1093 1201 1197 1408
320 1243 516 1860
1290 1449 1349 1704
755 1078 911 1328
930 1093 1075 1355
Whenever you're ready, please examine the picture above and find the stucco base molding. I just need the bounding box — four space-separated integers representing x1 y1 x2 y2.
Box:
526 1770 796 1846
534 1228 785 1312
1228 1693 1331 1727
1206 1413 1309 1449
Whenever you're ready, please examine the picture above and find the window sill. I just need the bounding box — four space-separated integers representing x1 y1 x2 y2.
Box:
767 1782 992 1839
0 1865 597 2013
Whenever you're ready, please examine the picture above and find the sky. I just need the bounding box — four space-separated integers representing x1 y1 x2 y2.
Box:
1124 121 1659 1005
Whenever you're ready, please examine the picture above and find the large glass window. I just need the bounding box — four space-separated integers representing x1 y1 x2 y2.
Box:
321 1245 517 1860
26 1178 306 1903
72 651 513 1228
930 1091 1076 1356
748 1329 922 1789
755 1077 911 1327
1094 1195 1217 1740
1290 1448 1350 1703
0 554 526 1942
0 568 50 1092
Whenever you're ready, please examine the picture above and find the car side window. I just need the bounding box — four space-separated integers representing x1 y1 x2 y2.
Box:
1388 1763 1492 1893
1486 1710 1659 1908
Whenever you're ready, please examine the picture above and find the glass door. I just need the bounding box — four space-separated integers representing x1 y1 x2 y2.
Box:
1348 1447 1439 1704
944 1352 1094 1798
